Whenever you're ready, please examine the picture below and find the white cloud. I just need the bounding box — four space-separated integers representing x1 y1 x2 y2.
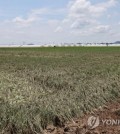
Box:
70 24 111 37
69 0 117 18
31 8 49 16
0 7 68 44
12 16 36 27
70 19 97 29
11 7 65 27
69 0 117 22
90 25 111 33
11 8 48 27
55 26 63 33
59 0 117 36
32 8 65 16
0 0 119 44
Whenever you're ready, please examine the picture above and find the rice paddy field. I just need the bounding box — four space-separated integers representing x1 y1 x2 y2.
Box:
0 47 120 133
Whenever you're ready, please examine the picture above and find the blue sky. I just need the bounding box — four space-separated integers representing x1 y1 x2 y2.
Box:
0 0 120 44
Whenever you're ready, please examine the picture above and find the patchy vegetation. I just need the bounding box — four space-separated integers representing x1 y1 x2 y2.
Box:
0 47 120 133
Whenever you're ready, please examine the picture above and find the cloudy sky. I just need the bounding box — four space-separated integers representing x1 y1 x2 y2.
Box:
0 0 120 44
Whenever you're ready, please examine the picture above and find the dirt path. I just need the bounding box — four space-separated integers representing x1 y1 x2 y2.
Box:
44 100 120 134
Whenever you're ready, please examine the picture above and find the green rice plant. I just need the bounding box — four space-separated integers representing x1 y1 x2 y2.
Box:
0 47 120 133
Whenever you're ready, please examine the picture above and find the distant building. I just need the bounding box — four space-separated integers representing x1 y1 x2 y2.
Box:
27 43 35 46
114 41 120 44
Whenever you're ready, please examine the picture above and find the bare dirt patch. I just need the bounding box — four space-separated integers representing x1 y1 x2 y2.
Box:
44 100 120 134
